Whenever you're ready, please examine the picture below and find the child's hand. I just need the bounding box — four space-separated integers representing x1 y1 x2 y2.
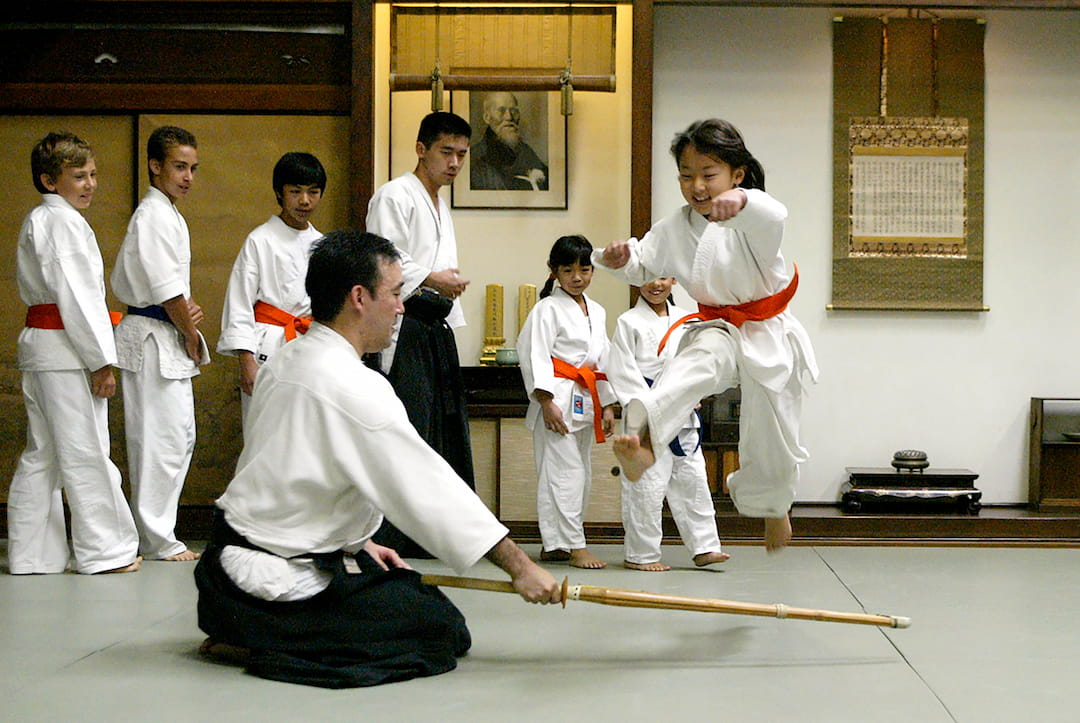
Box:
602 405 616 437
600 240 631 269
541 399 568 435
187 299 204 326
238 352 259 396
182 332 203 364
707 188 747 222
90 365 117 399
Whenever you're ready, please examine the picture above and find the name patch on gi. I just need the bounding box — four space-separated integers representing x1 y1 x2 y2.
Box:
572 393 586 420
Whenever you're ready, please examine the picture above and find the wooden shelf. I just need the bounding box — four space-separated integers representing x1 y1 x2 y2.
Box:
1029 398 1080 511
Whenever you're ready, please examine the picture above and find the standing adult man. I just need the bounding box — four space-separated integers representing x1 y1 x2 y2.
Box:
470 92 549 191
195 229 561 688
365 111 474 557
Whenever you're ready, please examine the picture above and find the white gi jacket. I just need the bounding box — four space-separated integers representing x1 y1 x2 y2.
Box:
217 215 321 361
16 194 117 372
216 323 508 576
365 172 465 330
591 189 818 393
111 186 206 379
606 297 698 432
518 287 617 434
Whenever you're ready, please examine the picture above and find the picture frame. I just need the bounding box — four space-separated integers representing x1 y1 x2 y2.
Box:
451 90 567 210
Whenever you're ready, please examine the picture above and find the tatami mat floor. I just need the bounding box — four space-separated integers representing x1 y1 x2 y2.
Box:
1 541 1077 722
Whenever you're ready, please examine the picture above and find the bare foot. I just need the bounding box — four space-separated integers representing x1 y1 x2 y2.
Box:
539 549 571 562
624 560 671 571
199 637 251 666
764 515 792 553
569 549 607 569
95 556 143 574
693 551 730 567
164 549 201 561
612 434 655 482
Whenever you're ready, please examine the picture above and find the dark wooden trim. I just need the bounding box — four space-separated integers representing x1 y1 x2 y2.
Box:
654 0 1079 8
631 0 655 241
3 504 1077 547
349 0 375 230
389 74 617 93
501 504 1080 546
0 83 350 114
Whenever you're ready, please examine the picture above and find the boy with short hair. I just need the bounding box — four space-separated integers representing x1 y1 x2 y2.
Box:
111 125 207 562
217 152 326 427
9 131 141 575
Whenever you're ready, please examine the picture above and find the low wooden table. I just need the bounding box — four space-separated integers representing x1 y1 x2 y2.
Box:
842 467 982 515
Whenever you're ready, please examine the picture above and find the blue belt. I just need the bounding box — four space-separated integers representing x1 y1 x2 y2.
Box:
126 304 171 323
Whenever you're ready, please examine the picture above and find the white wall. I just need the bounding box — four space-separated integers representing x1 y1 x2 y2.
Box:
654 7 1080 504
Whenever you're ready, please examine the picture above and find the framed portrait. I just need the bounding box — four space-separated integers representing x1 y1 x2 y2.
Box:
451 90 567 210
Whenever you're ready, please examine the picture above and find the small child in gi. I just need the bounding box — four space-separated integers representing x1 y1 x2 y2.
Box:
218 152 326 428
595 119 818 552
518 235 617 569
607 277 729 571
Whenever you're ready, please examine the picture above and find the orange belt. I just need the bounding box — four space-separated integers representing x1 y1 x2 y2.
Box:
254 300 311 341
657 266 799 354
25 303 121 329
552 357 608 443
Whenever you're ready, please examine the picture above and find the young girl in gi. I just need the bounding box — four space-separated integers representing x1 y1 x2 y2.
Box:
595 119 818 552
607 277 729 571
518 235 617 569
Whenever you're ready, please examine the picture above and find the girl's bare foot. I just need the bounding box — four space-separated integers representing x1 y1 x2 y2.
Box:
624 560 670 571
199 637 251 666
764 515 792 552
613 434 655 482
539 549 571 562
164 549 201 561
569 549 607 569
95 556 143 574
693 551 730 567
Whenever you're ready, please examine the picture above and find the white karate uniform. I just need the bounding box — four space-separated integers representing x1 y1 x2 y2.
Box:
607 297 722 564
9 194 139 574
518 287 616 551
111 186 205 559
215 322 509 600
593 189 819 518
217 215 321 423
365 172 465 372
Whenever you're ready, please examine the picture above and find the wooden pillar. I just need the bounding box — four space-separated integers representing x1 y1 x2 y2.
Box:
630 0 654 240
349 0 375 230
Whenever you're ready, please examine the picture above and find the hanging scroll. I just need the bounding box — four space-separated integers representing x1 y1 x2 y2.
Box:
849 116 968 258
831 17 986 311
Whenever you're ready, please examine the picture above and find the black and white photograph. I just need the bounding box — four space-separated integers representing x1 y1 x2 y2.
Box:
451 90 567 209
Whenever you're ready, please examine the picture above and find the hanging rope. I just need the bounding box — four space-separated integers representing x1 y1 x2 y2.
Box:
879 17 889 118
931 18 940 118
430 4 444 111
560 3 574 116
